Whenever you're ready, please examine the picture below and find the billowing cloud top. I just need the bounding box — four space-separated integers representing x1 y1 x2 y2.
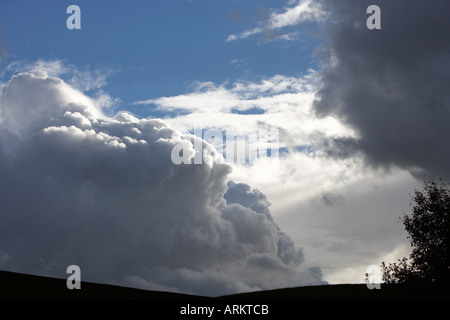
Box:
0 70 324 296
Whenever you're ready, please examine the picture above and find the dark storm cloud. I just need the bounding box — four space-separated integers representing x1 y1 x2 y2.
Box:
314 0 450 179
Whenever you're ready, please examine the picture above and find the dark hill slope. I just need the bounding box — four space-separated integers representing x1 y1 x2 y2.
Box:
1 270 449 300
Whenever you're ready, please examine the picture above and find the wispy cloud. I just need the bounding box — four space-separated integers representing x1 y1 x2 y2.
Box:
1 59 120 113
133 73 320 112
226 0 328 42
2 59 118 93
268 0 327 29
133 71 356 176
226 27 262 42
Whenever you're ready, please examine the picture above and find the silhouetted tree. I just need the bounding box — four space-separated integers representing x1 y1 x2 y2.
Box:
381 180 450 287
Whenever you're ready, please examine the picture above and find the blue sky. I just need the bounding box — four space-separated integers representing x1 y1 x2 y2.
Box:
0 0 320 117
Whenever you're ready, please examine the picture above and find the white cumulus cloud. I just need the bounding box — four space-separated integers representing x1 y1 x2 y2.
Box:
0 69 325 296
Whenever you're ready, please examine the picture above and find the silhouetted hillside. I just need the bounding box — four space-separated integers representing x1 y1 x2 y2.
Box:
1 270 449 301
0 270 205 300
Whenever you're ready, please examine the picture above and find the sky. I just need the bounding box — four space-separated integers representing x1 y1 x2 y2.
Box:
0 0 449 296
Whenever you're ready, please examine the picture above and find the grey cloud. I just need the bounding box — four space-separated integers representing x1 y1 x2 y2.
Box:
224 181 272 218
224 181 304 265
122 267 255 297
0 70 323 296
313 191 346 208
314 0 450 180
